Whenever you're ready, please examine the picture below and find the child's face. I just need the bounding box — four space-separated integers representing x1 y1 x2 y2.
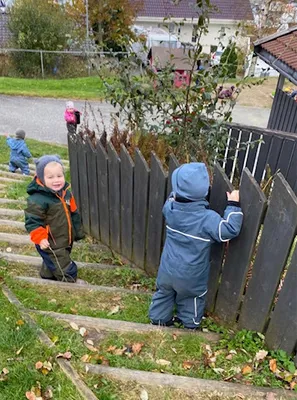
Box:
68 107 74 113
43 162 65 191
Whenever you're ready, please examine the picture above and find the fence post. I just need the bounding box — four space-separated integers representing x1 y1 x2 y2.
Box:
40 50 44 79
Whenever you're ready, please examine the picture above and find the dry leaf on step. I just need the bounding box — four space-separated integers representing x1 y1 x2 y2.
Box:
182 360 194 370
81 354 91 363
241 365 252 375
156 359 171 366
140 389 149 400
132 342 144 355
69 322 79 331
79 327 87 337
269 359 277 373
84 342 98 352
35 361 43 370
86 339 94 346
108 305 120 315
56 351 72 360
255 350 268 362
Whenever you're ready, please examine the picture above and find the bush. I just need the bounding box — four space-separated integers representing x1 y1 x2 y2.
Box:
220 44 238 78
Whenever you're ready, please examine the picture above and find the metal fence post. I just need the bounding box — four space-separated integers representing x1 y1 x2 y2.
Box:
40 50 44 79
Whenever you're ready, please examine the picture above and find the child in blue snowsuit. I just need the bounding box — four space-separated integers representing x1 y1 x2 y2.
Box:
149 162 243 329
6 129 32 175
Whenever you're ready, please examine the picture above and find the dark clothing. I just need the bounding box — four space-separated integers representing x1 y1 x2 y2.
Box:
25 177 84 281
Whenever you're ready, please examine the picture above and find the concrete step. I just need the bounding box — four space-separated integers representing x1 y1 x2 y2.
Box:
29 309 219 341
0 170 28 180
15 276 147 294
0 198 26 205
0 219 26 230
0 252 123 270
0 184 7 190
0 176 28 184
0 209 23 218
85 364 294 400
0 232 28 244
0 164 35 175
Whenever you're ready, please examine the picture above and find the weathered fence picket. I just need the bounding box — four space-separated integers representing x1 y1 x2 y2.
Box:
67 136 80 209
86 138 100 240
239 174 297 332
96 142 109 246
77 137 90 234
206 163 233 312
120 145 134 260
265 245 297 354
107 142 121 253
167 154 179 197
146 152 167 275
133 149 150 267
214 169 267 324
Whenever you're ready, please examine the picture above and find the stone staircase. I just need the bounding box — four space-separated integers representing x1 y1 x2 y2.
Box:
0 163 293 400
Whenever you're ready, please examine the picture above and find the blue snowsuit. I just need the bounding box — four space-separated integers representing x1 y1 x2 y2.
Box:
6 137 32 175
149 163 243 329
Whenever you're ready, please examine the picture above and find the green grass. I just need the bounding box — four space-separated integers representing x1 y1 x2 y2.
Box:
0 76 107 99
5 278 152 324
34 314 297 393
0 290 84 399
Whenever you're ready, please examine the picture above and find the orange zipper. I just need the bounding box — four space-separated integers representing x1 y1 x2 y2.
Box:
46 225 57 245
56 191 72 245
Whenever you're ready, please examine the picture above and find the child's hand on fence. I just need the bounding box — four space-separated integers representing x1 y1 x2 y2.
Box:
227 190 240 202
40 238 50 250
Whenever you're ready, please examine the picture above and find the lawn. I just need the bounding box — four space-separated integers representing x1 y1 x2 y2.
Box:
0 76 107 99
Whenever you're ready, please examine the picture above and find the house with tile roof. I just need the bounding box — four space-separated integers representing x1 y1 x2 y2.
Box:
133 0 254 53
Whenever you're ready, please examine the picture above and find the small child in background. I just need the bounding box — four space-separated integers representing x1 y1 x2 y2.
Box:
25 155 85 282
64 101 80 136
149 162 243 329
6 129 32 175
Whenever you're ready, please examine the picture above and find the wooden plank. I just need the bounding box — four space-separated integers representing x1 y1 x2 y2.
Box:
265 135 284 175
86 138 100 240
77 137 90 235
96 142 110 246
146 152 167 275
254 134 272 183
276 138 296 179
167 154 179 198
265 245 297 354
206 163 233 312
267 90 280 129
67 134 80 208
120 145 134 260
108 142 121 253
133 149 150 268
214 169 267 324
239 173 297 332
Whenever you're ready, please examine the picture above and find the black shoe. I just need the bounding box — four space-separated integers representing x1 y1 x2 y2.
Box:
151 318 175 327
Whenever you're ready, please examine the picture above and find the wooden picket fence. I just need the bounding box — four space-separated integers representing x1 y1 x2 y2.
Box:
68 134 297 361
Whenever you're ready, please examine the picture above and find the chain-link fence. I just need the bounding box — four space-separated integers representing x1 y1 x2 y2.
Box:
0 48 129 78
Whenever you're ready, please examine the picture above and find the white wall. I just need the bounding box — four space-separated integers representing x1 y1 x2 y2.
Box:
135 17 249 53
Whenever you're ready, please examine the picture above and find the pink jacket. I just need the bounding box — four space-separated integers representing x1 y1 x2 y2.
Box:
64 109 78 124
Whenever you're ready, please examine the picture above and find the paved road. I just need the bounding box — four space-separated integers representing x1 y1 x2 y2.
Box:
1 95 271 145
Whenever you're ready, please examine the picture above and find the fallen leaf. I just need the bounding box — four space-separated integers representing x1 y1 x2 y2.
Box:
108 305 120 316
16 319 24 326
255 350 268 362
84 342 98 352
0 368 9 381
269 359 277 373
81 354 91 363
16 346 24 355
43 386 53 399
70 322 79 331
132 342 144 355
266 393 276 400
41 368 50 376
49 299 57 304
140 389 149 400
213 368 225 374
112 296 121 302
172 333 177 341
107 345 117 353
56 351 72 360
171 347 177 354
79 327 87 337
86 339 94 346
70 307 78 314
226 354 233 360
2 368 9 375
290 381 296 390
35 361 43 370
51 335 59 344
6 247 12 253
205 344 212 353
229 349 237 355
25 392 36 400
242 365 252 375
114 347 127 356
182 360 194 370
156 359 171 366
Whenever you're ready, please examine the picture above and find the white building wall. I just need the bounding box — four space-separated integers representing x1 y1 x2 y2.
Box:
135 17 249 54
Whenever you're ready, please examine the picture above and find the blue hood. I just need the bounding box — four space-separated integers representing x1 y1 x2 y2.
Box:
7 138 24 153
172 163 209 200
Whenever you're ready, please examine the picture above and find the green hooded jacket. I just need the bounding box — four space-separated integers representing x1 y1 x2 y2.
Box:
25 177 84 249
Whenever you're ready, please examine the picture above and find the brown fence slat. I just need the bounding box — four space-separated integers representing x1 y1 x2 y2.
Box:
96 142 109 246
77 137 90 235
67 134 80 208
146 152 167 275
239 173 297 332
206 163 233 312
107 142 121 253
265 245 297 354
133 149 150 268
214 168 267 324
85 138 100 240
120 145 134 260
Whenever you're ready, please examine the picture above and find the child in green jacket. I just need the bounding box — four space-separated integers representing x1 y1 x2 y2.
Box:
25 155 85 282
